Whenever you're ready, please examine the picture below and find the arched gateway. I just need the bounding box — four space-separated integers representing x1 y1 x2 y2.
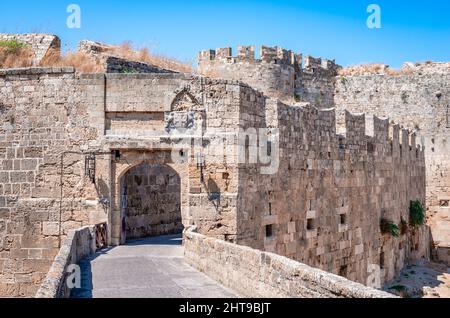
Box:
120 163 183 241
110 150 189 245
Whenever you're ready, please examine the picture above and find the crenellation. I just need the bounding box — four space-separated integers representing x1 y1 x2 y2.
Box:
304 55 322 69
374 116 389 143
409 132 417 149
275 47 291 65
198 44 339 102
344 110 366 140
400 129 410 156
198 49 216 61
260 46 278 63
317 107 336 134
215 47 232 60
199 45 302 66
237 45 255 62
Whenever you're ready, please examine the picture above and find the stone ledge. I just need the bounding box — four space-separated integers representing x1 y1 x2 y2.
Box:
105 72 193 80
0 67 75 76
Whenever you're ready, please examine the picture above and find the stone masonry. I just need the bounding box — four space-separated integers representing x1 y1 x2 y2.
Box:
198 45 449 266
0 35 439 297
198 46 340 106
334 69 450 262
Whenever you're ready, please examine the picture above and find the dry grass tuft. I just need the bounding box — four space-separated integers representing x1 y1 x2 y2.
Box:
40 49 103 73
1 39 193 74
110 42 193 73
0 40 34 68
339 63 415 76
339 64 389 76
199 68 221 78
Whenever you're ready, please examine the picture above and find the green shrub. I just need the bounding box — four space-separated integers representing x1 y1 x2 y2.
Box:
380 218 400 237
409 200 425 226
120 67 138 74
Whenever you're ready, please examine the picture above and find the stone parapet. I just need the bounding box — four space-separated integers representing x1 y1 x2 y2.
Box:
184 227 396 298
35 225 98 298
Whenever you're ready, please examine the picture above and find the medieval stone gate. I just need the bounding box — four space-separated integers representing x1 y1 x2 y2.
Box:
109 148 190 245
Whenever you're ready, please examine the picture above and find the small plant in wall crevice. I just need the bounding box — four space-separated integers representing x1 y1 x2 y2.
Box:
380 218 400 238
401 91 409 104
409 200 425 227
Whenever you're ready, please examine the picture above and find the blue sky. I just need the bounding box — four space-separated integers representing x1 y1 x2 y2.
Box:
1 0 449 67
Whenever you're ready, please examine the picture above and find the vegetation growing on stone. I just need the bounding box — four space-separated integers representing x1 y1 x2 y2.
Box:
380 218 400 237
0 40 28 53
0 40 33 68
409 200 425 227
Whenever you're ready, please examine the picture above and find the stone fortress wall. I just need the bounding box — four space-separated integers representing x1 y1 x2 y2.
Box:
0 65 265 296
237 100 428 287
197 45 450 266
0 34 441 297
334 69 450 261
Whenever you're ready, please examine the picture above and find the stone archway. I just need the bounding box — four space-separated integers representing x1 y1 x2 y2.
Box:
109 150 189 246
120 163 183 241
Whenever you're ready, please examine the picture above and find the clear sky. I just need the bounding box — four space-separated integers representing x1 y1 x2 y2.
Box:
1 0 449 67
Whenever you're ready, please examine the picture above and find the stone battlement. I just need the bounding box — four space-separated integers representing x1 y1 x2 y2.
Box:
198 45 339 72
271 101 423 156
198 45 341 101
199 45 301 67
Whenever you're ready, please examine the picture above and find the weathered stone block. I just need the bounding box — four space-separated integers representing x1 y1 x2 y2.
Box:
42 222 60 236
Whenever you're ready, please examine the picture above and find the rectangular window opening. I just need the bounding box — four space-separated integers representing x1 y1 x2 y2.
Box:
307 218 315 231
265 224 273 238
267 141 272 157
339 265 348 278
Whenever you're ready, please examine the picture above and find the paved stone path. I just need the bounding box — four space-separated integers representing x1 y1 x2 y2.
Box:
71 234 237 298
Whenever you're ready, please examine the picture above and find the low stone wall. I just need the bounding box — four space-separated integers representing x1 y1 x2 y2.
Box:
35 226 97 298
184 228 395 298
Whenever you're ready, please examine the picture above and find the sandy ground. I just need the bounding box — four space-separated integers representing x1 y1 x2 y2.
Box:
384 260 450 298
